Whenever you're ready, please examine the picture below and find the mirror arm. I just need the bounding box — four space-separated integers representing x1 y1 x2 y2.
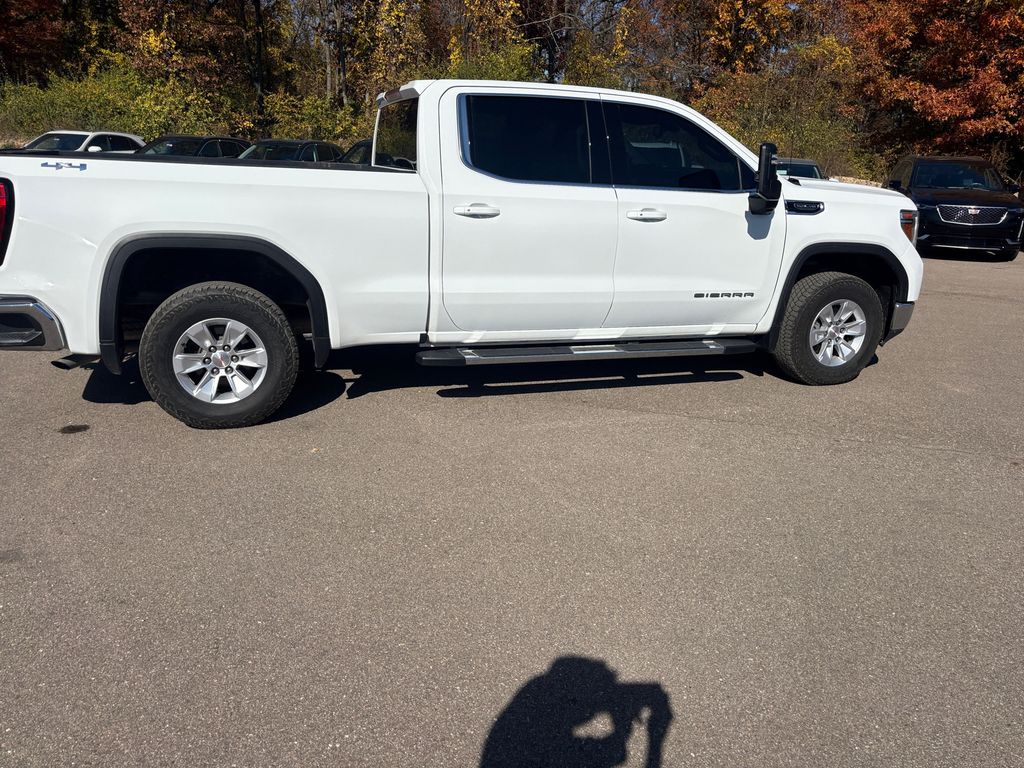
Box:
748 192 778 214
749 142 781 215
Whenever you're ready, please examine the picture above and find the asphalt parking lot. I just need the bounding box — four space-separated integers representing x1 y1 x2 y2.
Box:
1 253 1022 767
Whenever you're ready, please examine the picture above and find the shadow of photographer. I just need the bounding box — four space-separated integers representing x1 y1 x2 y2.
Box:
481 656 672 768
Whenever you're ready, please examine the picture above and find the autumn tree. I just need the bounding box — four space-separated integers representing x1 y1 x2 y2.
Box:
0 0 66 82
844 0 1024 164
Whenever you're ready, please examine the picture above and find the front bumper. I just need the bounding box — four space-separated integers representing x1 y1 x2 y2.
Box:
0 296 67 351
883 301 914 343
917 209 1022 254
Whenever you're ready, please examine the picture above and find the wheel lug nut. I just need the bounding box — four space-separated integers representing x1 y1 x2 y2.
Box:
203 357 210 365
226 367 233 374
208 346 216 352
211 367 219 374
223 345 230 351
231 355 238 362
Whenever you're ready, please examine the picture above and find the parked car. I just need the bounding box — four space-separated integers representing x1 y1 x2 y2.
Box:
776 157 824 179
887 155 1023 260
0 79 923 428
341 139 372 164
238 140 345 163
138 135 251 158
20 131 145 153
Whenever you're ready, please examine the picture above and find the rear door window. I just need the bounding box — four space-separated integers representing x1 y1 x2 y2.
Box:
221 141 247 157
86 135 113 152
199 141 222 157
108 135 140 151
461 95 592 184
344 141 371 164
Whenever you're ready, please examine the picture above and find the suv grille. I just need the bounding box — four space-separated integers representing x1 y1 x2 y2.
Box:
937 205 1007 225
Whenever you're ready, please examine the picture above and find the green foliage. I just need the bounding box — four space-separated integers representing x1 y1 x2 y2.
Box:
696 37 881 179
0 64 224 140
2 0 1021 175
263 92 363 143
439 40 539 82
563 30 626 90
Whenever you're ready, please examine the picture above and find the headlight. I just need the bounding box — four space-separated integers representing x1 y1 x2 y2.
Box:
900 209 919 245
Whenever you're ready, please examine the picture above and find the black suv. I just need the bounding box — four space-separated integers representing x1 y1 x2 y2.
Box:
137 135 252 158
887 156 1022 260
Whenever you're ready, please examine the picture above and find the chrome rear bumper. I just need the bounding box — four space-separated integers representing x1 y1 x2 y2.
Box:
0 296 67 351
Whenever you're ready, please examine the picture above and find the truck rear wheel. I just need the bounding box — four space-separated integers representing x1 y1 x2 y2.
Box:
139 282 298 428
772 271 883 385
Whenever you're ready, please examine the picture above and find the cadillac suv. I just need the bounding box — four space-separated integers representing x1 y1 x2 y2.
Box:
888 156 1022 260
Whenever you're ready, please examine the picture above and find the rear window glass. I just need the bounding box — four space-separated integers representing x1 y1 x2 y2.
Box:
375 99 417 170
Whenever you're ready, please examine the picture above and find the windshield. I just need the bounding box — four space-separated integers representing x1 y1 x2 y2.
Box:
239 143 301 161
25 133 88 151
913 161 1005 191
777 162 822 179
142 138 203 156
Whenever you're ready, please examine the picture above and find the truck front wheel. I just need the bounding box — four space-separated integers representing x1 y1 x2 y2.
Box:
773 271 884 385
139 282 299 428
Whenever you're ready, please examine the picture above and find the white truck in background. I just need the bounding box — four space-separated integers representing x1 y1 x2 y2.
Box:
0 79 922 428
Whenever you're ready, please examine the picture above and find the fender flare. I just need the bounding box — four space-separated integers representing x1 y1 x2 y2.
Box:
767 242 910 351
99 233 331 373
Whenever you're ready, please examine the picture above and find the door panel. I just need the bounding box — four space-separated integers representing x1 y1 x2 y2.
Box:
602 99 785 329
605 187 784 327
439 89 618 332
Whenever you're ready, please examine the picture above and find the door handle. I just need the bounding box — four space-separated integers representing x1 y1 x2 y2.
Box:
454 204 501 218
626 208 667 222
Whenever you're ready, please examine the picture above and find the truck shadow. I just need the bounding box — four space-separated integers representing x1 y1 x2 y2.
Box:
77 345 769 414
481 656 673 768
921 249 1020 263
331 346 763 399
79 358 348 423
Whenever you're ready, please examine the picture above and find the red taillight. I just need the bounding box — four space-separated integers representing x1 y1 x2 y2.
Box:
0 180 11 264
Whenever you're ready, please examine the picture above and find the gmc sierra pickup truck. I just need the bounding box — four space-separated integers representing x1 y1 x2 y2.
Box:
0 79 923 428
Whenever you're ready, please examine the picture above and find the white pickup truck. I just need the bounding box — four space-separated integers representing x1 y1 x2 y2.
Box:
0 79 922 428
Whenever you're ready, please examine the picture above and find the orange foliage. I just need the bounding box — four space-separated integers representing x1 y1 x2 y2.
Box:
845 0 1024 149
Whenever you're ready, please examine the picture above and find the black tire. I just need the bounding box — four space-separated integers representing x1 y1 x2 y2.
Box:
139 282 299 428
772 271 883 385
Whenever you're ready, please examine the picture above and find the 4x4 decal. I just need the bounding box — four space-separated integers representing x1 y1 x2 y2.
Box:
41 162 88 172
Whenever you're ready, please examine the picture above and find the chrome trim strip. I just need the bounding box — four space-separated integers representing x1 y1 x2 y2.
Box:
931 243 1008 250
0 295 68 351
